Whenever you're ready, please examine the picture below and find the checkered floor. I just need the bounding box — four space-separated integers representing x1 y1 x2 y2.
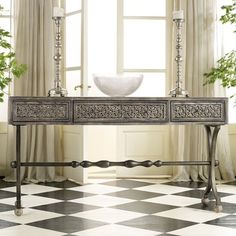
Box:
0 178 236 236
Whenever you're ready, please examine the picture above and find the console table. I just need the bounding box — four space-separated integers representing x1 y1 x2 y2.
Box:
8 96 228 215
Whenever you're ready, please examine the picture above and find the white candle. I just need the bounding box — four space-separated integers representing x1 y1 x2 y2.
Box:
173 10 184 20
53 7 64 17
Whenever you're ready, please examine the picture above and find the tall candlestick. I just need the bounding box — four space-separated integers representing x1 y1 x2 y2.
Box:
169 10 189 97
48 8 67 97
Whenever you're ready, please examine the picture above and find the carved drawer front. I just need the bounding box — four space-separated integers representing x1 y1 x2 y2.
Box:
74 100 169 124
10 99 72 124
170 99 227 124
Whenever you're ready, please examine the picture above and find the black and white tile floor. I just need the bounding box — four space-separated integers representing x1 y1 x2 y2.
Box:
0 178 236 235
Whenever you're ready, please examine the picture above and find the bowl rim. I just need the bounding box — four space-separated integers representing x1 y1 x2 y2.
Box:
93 73 143 80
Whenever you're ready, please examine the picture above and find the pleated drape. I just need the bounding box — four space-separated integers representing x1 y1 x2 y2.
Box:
5 0 65 182
170 0 235 181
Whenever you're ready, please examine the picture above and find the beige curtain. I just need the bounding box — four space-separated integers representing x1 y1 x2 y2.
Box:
5 0 65 182
170 0 235 181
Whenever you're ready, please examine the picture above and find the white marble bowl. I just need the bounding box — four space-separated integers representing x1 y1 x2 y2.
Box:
93 74 143 96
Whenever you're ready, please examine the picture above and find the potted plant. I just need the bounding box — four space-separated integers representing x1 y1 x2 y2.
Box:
204 0 236 98
0 5 26 102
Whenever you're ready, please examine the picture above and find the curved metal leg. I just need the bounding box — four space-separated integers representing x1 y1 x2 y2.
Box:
202 126 212 206
15 126 23 216
202 125 222 212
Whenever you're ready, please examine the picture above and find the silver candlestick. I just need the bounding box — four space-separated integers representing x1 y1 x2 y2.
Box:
48 15 68 97
169 16 189 97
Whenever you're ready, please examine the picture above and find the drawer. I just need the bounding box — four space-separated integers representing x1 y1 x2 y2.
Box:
9 97 73 125
74 99 169 124
170 99 228 124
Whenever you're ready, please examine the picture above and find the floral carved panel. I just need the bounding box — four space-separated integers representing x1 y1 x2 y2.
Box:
171 102 226 123
74 102 168 123
12 101 72 123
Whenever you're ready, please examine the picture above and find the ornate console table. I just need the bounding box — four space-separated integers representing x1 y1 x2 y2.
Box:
8 96 228 215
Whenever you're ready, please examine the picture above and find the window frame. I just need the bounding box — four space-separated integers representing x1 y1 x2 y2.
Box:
117 0 172 96
64 0 87 96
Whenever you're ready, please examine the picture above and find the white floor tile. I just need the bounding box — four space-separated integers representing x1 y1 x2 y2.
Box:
70 184 127 194
72 207 145 223
0 225 63 236
87 178 117 184
199 184 236 194
132 179 170 184
0 195 61 208
221 195 236 204
143 195 200 207
70 195 134 207
135 184 191 194
215 184 236 194
154 207 228 223
75 224 161 236
2 184 60 194
0 208 63 224
169 223 236 236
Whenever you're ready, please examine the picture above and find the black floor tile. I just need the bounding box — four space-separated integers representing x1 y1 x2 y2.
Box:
0 180 17 189
107 189 163 200
32 201 100 215
102 179 154 188
0 203 15 212
163 181 207 189
225 180 236 186
28 216 107 234
174 189 231 199
112 201 177 214
34 189 93 200
188 201 236 214
205 215 236 229
118 215 196 232
0 190 18 199
0 219 19 229
38 180 81 189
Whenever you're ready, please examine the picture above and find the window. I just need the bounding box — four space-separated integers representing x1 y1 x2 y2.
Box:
117 0 171 97
64 0 171 98
64 0 82 96
0 0 13 121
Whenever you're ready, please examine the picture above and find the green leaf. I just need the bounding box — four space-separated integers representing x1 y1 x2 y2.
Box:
0 5 27 103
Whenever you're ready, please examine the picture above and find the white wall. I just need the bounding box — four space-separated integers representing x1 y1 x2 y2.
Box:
116 125 172 178
86 126 117 176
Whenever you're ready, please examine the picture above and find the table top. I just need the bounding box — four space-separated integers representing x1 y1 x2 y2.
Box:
8 96 228 125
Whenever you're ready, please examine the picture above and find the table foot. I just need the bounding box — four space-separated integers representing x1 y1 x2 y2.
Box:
201 197 210 206
14 201 23 216
214 204 223 213
14 208 23 216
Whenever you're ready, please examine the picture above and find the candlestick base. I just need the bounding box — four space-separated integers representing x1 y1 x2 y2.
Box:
169 87 189 97
48 87 68 97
